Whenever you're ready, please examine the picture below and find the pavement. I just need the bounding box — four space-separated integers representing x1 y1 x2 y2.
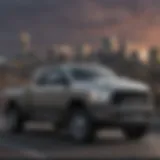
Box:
0 117 160 158
0 147 26 158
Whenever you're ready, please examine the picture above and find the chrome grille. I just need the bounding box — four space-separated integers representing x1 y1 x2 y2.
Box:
111 91 149 106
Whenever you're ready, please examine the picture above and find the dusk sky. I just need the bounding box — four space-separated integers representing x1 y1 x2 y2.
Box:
0 0 160 57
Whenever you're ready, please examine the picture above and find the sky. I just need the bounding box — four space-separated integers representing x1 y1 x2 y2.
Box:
0 0 160 57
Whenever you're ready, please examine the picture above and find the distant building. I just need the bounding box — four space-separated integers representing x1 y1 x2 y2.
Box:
129 50 140 63
0 56 7 66
118 41 130 58
101 37 111 53
74 45 83 61
101 36 118 54
81 43 93 59
52 44 74 60
148 47 160 66
0 56 8 88
110 36 119 52
19 31 31 54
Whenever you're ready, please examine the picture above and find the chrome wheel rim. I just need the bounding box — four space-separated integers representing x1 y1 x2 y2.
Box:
6 111 18 131
69 114 87 140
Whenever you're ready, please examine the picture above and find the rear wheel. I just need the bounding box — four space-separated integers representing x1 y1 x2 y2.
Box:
122 125 148 140
67 109 96 144
5 109 24 133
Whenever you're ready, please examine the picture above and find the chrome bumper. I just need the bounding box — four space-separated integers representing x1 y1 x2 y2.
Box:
90 104 154 124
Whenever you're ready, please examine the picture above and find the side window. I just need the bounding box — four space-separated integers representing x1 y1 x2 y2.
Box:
70 68 95 80
46 70 68 85
36 72 49 85
35 68 69 86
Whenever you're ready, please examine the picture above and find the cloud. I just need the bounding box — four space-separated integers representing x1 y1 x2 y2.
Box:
0 0 160 55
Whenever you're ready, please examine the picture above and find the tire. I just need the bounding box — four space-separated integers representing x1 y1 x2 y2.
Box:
122 125 148 140
67 109 96 144
53 122 63 135
5 109 24 133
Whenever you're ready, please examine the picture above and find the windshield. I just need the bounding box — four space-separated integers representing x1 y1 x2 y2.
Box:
69 65 117 81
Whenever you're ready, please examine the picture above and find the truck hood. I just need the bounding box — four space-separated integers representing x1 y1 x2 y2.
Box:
73 77 149 92
95 77 149 91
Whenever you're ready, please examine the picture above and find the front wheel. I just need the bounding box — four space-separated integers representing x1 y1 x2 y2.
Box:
67 109 96 144
122 124 148 140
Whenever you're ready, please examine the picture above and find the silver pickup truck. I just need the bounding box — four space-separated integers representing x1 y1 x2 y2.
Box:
0 63 154 143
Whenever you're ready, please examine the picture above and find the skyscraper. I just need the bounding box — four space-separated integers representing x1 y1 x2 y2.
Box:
101 36 118 54
101 37 112 53
118 40 130 58
148 47 159 66
82 44 92 56
19 31 31 54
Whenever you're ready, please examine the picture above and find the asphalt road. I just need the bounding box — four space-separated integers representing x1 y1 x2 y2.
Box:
0 122 160 159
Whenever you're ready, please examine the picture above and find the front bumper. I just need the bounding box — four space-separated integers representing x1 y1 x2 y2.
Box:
88 103 154 126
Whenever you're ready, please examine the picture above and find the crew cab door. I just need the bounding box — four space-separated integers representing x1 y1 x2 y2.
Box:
31 67 70 121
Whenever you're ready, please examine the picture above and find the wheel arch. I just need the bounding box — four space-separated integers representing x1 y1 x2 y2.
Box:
67 98 88 112
5 99 21 114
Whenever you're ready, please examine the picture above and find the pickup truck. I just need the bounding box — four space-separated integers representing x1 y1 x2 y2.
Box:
0 63 154 143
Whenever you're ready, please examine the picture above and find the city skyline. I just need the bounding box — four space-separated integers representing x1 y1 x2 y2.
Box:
0 0 160 58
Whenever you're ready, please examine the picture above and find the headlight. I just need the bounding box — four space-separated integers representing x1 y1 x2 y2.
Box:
88 91 111 102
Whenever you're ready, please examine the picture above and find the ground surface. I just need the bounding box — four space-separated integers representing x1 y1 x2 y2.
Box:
0 122 160 158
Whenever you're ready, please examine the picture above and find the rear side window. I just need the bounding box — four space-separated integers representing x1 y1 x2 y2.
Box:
46 70 66 85
70 68 97 81
36 67 68 86
36 70 50 85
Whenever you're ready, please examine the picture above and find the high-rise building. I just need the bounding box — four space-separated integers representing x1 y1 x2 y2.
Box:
60 45 73 54
129 50 140 63
148 47 160 66
52 44 74 61
101 37 112 53
118 40 130 58
101 35 118 53
19 31 31 54
82 43 93 57
0 56 7 66
75 45 83 61
110 36 119 52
